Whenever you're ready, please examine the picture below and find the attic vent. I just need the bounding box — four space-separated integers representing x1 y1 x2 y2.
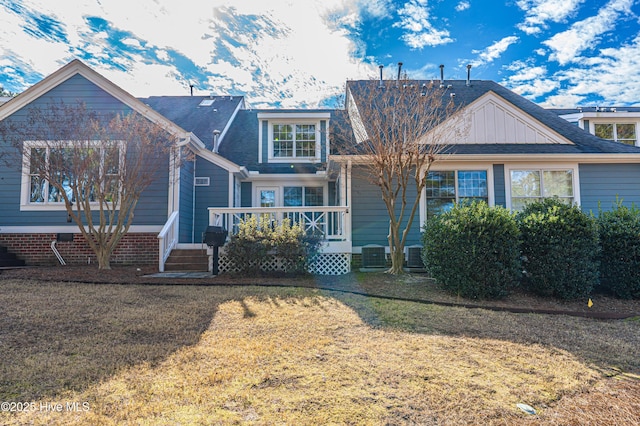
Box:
199 99 215 107
194 177 210 186
405 246 424 269
361 245 386 268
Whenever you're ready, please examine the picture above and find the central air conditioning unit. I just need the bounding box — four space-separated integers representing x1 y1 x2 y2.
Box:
405 245 425 269
361 245 386 269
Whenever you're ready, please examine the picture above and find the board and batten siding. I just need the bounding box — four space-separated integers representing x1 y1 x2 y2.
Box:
193 157 230 239
579 163 640 213
350 169 421 248
0 73 169 228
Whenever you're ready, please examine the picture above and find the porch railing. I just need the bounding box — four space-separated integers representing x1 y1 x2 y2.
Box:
207 206 349 242
157 210 179 272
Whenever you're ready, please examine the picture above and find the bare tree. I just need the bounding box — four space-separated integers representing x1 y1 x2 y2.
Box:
0 102 177 269
339 75 466 274
0 86 17 97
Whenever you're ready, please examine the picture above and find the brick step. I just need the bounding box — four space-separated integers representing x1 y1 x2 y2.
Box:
164 249 209 272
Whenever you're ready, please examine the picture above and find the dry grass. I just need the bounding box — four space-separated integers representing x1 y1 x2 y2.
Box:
1 278 639 425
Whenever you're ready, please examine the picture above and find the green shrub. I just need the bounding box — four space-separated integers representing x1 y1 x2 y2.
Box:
224 215 271 275
422 201 521 299
598 199 640 299
224 216 322 276
517 198 599 300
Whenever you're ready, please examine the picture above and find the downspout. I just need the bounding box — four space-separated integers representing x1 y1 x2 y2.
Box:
192 156 196 243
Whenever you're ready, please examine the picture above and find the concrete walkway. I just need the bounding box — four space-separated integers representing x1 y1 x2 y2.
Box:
144 271 212 278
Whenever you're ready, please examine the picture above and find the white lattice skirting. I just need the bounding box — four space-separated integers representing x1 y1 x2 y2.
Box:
217 252 351 275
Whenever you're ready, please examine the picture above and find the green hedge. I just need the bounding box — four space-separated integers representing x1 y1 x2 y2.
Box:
517 198 599 300
422 201 521 299
224 216 322 276
598 200 640 299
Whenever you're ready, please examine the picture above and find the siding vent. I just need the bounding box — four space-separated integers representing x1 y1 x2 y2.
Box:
194 177 210 186
361 245 386 268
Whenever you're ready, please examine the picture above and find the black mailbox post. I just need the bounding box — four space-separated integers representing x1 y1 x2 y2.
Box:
204 226 227 275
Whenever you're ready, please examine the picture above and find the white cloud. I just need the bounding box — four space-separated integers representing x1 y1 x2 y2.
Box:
455 1 471 12
516 0 584 35
469 36 519 67
393 0 453 49
542 0 635 65
501 60 559 100
552 34 640 105
0 0 379 105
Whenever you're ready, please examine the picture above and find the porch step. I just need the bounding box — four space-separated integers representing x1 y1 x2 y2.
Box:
164 249 208 272
0 245 26 267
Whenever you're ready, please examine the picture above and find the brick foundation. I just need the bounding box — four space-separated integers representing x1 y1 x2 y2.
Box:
0 233 158 266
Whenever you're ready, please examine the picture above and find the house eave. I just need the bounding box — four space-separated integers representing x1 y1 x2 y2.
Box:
330 153 640 164
0 59 188 138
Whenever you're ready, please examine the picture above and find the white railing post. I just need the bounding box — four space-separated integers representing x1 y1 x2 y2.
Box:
157 211 179 272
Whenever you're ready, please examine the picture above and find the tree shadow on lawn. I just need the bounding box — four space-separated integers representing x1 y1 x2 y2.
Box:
0 279 307 402
328 289 640 377
1 270 638 405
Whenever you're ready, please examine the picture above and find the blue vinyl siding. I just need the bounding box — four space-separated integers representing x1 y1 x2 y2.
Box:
179 159 195 243
0 74 169 228
350 169 421 247
261 120 268 163
579 163 640 213
193 157 229 239
493 164 506 207
241 182 252 207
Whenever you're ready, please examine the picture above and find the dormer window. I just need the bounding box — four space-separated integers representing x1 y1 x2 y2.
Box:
273 123 316 158
258 112 330 164
593 123 637 145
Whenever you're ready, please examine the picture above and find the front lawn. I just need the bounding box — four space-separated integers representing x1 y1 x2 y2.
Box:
0 278 638 425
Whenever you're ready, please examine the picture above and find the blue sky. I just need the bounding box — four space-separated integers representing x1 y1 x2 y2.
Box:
1 0 639 108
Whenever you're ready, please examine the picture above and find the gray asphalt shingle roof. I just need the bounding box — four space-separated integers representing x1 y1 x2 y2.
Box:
140 95 243 150
346 79 640 155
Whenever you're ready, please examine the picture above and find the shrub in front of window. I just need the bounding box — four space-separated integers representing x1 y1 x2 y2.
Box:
598 200 640 299
517 198 599 300
224 216 322 276
422 201 521 299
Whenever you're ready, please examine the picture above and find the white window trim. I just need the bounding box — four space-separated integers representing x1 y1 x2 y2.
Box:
20 140 125 211
504 163 581 211
419 164 494 226
590 121 638 146
267 120 322 163
253 181 329 207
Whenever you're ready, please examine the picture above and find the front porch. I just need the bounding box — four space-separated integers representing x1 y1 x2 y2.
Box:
208 206 352 275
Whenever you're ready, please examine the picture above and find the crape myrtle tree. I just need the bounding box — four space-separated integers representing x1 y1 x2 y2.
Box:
0 101 177 269
338 69 467 274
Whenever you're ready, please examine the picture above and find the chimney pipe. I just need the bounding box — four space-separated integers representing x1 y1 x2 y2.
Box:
466 64 472 86
189 84 194 96
378 65 384 88
212 129 221 153
396 62 403 87
439 64 444 86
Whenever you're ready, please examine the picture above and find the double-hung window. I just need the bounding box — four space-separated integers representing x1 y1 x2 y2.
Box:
425 170 488 219
594 123 637 145
22 141 122 210
272 123 317 159
509 169 574 211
